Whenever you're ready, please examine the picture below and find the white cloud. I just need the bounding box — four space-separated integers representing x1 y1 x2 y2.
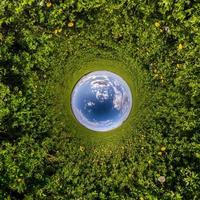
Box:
87 101 95 106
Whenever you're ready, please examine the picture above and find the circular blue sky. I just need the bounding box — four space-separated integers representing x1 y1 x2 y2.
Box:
71 71 132 132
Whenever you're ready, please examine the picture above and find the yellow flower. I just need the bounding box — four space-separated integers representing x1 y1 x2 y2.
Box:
158 151 162 155
148 160 152 164
68 21 74 28
161 146 166 152
58 28 62 33
155 22 160 28
176 64 181 69
80 146 85 152
54 28 62 34
178 43 184 50
46 2 52 8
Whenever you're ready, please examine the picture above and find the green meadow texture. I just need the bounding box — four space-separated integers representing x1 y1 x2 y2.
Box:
0 0 199 199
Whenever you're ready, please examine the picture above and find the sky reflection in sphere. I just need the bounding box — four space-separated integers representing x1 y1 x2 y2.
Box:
71 71 132 132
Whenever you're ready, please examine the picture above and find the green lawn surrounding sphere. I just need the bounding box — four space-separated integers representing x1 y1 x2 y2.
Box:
50 46 149 146
0 0 199 199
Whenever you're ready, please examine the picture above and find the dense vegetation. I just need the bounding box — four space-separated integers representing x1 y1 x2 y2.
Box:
0 0 199 199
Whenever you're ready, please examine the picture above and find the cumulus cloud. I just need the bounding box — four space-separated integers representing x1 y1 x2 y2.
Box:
96 90 109 102
113 86 123 110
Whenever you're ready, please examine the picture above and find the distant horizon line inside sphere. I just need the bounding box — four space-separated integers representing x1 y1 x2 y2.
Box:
71 70 132 132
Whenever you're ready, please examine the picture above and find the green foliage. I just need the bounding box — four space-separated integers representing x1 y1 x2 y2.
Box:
0 84 10 121
0 0 199 199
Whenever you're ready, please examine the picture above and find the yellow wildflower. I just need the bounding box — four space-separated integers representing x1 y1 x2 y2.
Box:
161 146 166 152
68 21 74 28
80 146 85 152
155 22 160 28
178 43 184 50
54 28 62 34
153 69 157 73
46 2 52 8
58 28 62 33
158 151 162 156
176 64 181 69
148 160 152 164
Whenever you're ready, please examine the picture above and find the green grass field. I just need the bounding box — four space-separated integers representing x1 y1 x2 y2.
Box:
50 46 149 146
0 0 199 199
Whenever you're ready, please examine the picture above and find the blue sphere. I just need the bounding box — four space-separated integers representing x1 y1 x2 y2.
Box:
71 71 132 132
